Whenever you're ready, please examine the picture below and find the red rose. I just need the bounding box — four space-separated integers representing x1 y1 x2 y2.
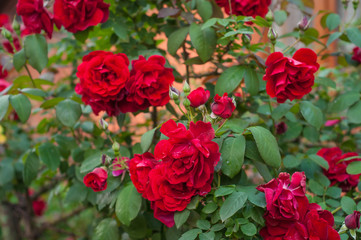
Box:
54 0 109 33
129 152 159 198
317 147 361 191
151 202 175 228
211 93 236 119
0 79 10 92
83 167 108 192
345 211 361 229
187 87 210 108
75 51 130 116
275 122 287 135
32 199 46 216
215 0 271 18
260 219 308 239
352 47 361 63
304 209 340 240
16 0 53 38
257 172 308 221
119 55 174 113
0 65 8 80
263 48 320 103
154 120 220 195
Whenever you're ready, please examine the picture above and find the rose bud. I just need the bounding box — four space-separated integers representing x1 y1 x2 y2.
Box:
298 16 310 31
32 199 46 216
211 93 236 119
112 157 129 177
345 211 361 229
187 87 210 108
352 47 361 63
83 167 108 192
275 122 287 135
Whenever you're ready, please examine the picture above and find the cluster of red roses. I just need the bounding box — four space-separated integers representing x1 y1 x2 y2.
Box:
317 147 361 192
75 52 174 116
215 0 271 19
257 172 340 239
16 0 109 38
128 119 220 227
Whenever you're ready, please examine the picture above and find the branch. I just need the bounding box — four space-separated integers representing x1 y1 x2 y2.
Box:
39 206 87 231
31 175 65 201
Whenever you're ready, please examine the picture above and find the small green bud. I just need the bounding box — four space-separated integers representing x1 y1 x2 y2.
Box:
112 141 120 155
169 86 180 100
1 28 12 42
342 0 350 9
242 34 251 45
99 118 108 130
353 0 359 10
265 10 273 22
298 16 310 31
183 81 191 95
183 98 190 108
12 18 20 36
267 28 278 45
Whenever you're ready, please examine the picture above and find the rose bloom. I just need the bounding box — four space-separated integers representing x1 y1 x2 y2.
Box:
111 157 129 177
187 87 210 108
0 14 23 54
215 0 271 18
263 48 320 103
275 121 287 135
211 93 236 119
54 0 109 33
317 147 361 192
345 211 361 229
154 120 220 195
83 167 108 192
75 51 130 116
16 0 53 38
352 47 361 63
129 152 159 198
32 199 46 216
119 55 174 113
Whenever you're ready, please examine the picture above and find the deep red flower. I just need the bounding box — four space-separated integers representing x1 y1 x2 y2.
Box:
275 122 287 135
54 0 109 33
215 0 271 18
154 120 220 195
129 152 159 198
263 48 320 103
187 87 210 108
345 211 361 229
83 167 108 192
119 55 174 113
211 93 236 119
317 147 361 191
16 0 53 38
304 208 340 240
75 51 130 116
352 47 361 63
32 199 46 216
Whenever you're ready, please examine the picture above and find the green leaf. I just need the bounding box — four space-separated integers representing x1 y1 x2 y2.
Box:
179 229 202 240
346 161 361 175
65 182 88 204
112 21 129 42
174 209 190 229
215 66 245 95
248 126 281 168
10 94 31 123
274 10 288 26
347 101 361 124
219 191 247 221
74 28 90 43
80 151 103 173
326 186 341 199
241 223 257 236
199 232 215 240
196 219 211 230
141 128 156 153
328 91 360 113
309 154 329 170
283 155 301 169
243 68 259 96
24 34 48 73
215 185 235 197
300 101 323 129
23 152 40 185
189 23 217 62
13 49 26 71
271 103 292 121
202 202 218 214
197 0 213 21
0 95 9 121
55 99 82 127
115 183 142 226
93 218 119 240
309 179 324 195
167 27 189 56
221 135 245 178
341 196 356 215
40 97 65 109
346 28 361 47
38 142 61 170
202 18 218 29
0 159 14 185
326 13 340 31
327 32 342 46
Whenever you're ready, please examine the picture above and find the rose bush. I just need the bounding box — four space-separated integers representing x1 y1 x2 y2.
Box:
1 0 361 239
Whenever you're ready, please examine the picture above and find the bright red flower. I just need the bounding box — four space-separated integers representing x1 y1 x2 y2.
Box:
263 48 320 103
317 147 361 192
215 0 271 18
119 55 174 113
352 47 361 63
187 87 210 108
16 0 53 38
211 93 236 119
304 208 340 240
83 167 108 192
54 0 109 33
345 211 361 229
75 51 130 116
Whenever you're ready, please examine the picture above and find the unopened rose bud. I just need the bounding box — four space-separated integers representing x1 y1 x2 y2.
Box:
267 28 278 45
353 0 359 10
342 0 350 9
265 10 273 22
345 211 361 230
242 34 251 45
112 141 120 156
298 16 310 31
99 118 108 130
12 18 20 36
1 28 12 42
169 86 180 100
183 98 191 108
183 81 191 96
275 122 287 135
